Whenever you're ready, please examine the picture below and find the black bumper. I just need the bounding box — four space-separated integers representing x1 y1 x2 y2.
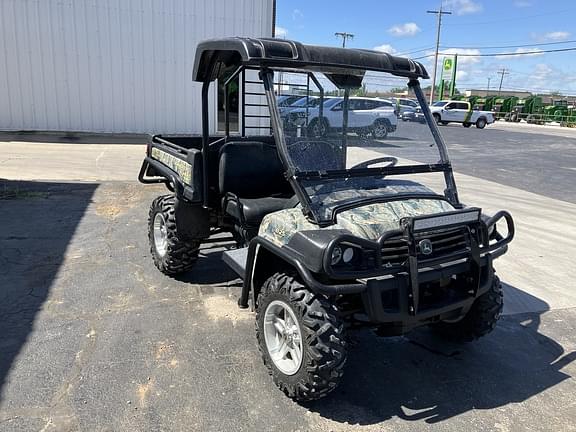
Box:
360 255 494 330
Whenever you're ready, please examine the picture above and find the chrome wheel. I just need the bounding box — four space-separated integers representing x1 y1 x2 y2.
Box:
153 212 168 257
372 122 388 138
263 300 303 375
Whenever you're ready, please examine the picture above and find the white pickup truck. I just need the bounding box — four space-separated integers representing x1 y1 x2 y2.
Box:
430 100 495 129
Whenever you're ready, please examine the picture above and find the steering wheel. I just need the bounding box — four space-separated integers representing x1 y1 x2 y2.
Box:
350 157 398 170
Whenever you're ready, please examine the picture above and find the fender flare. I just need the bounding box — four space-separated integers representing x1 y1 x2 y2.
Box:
238 237 365 309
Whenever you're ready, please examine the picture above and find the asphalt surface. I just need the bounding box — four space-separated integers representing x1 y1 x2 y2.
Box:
1 124 576 431
372 121 576 204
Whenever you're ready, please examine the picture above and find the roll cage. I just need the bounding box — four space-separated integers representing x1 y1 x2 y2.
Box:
194 37 460 226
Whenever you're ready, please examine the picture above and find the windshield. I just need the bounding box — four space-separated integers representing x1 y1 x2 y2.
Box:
432 101 448 107
273 70 450 224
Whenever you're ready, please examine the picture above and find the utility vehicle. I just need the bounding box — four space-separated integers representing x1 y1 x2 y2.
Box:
430 100 495 129
138 37 514 401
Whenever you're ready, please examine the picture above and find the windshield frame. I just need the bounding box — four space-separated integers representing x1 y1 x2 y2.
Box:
260 68 460 226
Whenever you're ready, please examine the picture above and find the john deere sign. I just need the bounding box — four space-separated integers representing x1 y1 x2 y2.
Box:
443 57 454 74
439 55 458 98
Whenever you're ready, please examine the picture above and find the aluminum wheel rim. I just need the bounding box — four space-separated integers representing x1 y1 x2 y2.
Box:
263 300 303 376
374 123 387 137
153 213 168 257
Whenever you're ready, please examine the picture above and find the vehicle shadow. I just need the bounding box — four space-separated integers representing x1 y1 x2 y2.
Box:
0 180 97 401
305 282 575 425
174 239 240 286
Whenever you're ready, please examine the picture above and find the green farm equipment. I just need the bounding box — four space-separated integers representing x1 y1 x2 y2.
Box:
507 96 543 122
492 97 518 120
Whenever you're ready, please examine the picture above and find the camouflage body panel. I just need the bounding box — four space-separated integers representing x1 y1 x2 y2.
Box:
151 148 192 185
259 199 455 247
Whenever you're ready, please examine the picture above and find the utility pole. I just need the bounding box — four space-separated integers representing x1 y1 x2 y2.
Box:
486 77 491 95
335 32 354 48
427 3 452 104
497 69 509 95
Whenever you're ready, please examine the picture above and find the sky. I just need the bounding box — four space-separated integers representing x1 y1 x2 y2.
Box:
275 0 576 95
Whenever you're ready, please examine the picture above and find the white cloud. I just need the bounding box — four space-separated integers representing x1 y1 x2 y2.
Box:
373 44 397 54
275 26 288 38
387 22 421 37
496 47 544 59
444 0 483 15
433 48 482 65
456 70 468 80
292 9 303 20
543 31 571 41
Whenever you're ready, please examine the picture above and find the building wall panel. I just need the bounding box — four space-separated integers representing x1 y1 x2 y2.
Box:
0 0 273 133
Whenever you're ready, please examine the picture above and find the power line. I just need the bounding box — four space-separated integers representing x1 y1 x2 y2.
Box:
441 39 576 50
395 46 435 56
413 46 576 60
443 7 576 27
427 3 452 104
334 32 354 48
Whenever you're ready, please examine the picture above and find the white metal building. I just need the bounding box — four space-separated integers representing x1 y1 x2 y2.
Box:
0 0 274 134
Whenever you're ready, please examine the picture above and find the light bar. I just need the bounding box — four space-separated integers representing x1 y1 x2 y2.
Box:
412 209 480 232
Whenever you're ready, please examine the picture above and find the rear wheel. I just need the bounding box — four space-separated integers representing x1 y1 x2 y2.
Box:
256 273 347 401
372 119 389 139
431 275 503 342
308 117 328 137
463 122 472 128
148 195 200 275
476 117 487 129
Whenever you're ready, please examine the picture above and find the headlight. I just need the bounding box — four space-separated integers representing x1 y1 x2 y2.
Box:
331 246 343 265
342 247 355 263
329 244 371 269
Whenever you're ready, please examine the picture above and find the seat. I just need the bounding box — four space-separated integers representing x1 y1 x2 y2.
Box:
224 196 293 226
219 141 294 226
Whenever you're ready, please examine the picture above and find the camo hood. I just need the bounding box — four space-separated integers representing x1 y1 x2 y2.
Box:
259 198 455 247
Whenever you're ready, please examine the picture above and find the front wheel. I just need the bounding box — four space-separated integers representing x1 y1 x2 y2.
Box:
463 122 472 128
431 275 503 342
256 273 347 401
433 113 441 124
148 195 200 275
476 117 487 129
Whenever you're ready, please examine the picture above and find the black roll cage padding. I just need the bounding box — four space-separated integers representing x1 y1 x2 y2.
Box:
192 38 429 83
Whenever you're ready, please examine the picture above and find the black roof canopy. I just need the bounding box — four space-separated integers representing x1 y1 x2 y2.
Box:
192 37 429 82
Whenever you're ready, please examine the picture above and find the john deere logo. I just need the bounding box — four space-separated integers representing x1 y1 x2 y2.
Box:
419 239 433 255
443 58 453 71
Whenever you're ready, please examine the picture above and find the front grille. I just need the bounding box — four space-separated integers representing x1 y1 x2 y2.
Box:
381 228 469 268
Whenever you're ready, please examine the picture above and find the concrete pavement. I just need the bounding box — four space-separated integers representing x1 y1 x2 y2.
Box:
1 126 576 431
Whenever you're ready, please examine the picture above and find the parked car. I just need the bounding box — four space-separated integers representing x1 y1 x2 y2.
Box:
277 94 305 107
430 100 495 129
286 96 398 138
392 97 419 116
401 106 426 123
